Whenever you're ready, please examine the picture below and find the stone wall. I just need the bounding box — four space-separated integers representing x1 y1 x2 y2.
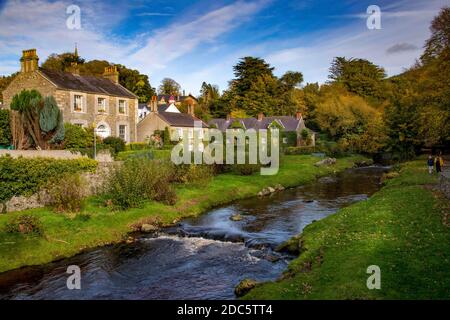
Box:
0 149 87 159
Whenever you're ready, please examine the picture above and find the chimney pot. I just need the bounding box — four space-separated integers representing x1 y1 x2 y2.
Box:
257 113 264 121
20 49 39 73
103 65 119 84
296 112 302 120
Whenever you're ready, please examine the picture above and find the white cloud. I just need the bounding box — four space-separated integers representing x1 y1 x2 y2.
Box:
128 0 270 73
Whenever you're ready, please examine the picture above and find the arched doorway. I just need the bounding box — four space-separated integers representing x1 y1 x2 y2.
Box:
96 122 111 139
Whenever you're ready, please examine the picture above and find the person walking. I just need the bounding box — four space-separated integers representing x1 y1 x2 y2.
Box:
427 155 434 174
435 153 443 174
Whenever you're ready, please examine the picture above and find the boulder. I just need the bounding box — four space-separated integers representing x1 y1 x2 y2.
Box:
230 214 243 222
314 157 337 167
141 224 158 232
267 187 276 193
274 184 285 191
235 279 258 297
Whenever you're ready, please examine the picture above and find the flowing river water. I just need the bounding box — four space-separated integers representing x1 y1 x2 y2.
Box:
0 166 388 300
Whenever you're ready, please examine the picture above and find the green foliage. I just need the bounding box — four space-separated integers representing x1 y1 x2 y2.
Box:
0 73 18 103
232 163 261 176
164 126 171 146
0 109 12 146
104 159 177 209
10 89 42 113
41 52 84 71
158 78 181 95
0 155 97 203
4 214 43 236
301 129 309 140
103 136 126 155
47 173 86 212
63 123 92 149
126 142 151 151
284 146 316 155
170 164 215 184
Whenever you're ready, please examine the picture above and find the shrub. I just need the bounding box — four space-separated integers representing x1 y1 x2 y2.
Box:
0 155 97 203
116 150 154 161
104 159 176 209
232 163 261 176
47 173 87 212
126 142 151 151
63 123 92 149
4 214 43 235
0 109 12 146
103 136 126 155
170 164 214 184
284 146 316 155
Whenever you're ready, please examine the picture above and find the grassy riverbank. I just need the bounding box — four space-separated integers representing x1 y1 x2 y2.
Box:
0 154 364 273
244 160 450 299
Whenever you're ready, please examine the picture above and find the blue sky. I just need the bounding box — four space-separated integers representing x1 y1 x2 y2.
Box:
0 0 448 94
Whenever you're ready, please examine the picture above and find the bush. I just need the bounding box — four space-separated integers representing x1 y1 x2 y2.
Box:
284 146 316 155
104 159 176 209
170 164 214 184
0 155 97 203
0 109 12 146
126 142 151 151
116 150 154 161
103 136 126 155
232 163 261 176
64 123 92 149
4 214 43 235
47 173 87 212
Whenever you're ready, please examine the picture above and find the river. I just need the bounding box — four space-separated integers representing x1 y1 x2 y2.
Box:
0 166 388 300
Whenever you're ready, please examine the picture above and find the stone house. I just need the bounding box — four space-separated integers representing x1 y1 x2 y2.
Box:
208 112 315 147
137 96 208 149
2 49 138 143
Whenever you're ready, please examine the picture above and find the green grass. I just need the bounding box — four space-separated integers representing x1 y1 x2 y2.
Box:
116 149 171 161
0 154 365 273
244 161 450 300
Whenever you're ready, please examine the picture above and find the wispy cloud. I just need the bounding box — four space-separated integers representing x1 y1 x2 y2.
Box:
137 12 174 17
128 0 270 72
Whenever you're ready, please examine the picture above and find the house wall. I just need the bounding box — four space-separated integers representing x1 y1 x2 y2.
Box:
2 71 138 143
136 113 170 142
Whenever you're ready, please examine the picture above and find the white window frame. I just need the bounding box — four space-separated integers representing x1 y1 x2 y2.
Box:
96 95 109 114
70 92 87 113
117 98 128 115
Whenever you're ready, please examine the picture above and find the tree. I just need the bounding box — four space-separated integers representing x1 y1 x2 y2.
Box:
231 57 274 96
41 52 85 72
0 73 18 103
158 78 181 95
10 90 64 150
421 6 450 63
328 57 386 103
0 109 12 146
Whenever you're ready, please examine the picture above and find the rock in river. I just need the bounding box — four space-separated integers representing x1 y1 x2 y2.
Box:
235 279 258 297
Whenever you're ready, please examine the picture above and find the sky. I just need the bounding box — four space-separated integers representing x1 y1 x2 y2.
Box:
0 0 448 95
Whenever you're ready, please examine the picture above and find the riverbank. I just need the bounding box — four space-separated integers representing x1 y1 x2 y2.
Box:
0 154 365 273
244 160 450 299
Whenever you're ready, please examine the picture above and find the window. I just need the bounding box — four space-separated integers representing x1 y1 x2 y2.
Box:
96 123 111 138
97 97 106 113
119 125 126 140
118 99 126 114
73 95 83 112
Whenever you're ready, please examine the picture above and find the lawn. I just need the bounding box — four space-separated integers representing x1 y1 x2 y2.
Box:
244 161 450 299
0 154 364 273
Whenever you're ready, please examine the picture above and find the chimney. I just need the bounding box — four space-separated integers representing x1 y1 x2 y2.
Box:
257 113 264 121
20 49 39 73
226 114 231 121
296 112 302 120
187 104 195 116
148 95 158 113
103 65 119 84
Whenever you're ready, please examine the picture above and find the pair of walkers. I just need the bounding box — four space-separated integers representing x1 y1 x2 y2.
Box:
427 153 444 174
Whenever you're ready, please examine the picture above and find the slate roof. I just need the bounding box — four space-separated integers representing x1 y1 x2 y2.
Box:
158 112 208 128
157 94 198 103
39 68 137 98
138 103 169 113
209 116 306 132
